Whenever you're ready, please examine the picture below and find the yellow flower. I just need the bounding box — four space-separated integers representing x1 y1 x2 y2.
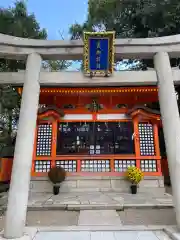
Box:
126 166 143 184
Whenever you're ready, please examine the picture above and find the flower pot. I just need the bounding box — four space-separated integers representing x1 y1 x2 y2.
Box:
53 185 60 195
130 184 137 194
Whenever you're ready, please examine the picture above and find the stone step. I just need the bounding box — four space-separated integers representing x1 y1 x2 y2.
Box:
0 209 176 235
0 201 174 211
78 210 122 226
1 203 174 212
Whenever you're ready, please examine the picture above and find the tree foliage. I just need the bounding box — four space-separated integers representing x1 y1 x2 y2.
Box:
0 1 72 156
0 0 47 156
70 0 180 65
69 0 180 108
87 0 180 38
87 0 180 68
42 60 72 71
69 22 93 40
0 0 47 71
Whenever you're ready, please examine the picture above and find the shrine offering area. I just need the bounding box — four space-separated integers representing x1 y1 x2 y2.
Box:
14 87 165 193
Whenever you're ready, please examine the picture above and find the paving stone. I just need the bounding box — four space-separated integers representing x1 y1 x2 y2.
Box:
78 210 122 226
34 231 91 240
137 231 163 240
2 190 175 211
24 227 38 240
111 197 124 202
55 201 80 205
156 198 173 203
79 201 90 204
53 200 66 205
118 209 176 225
0 215 4 232
43 200 53 205
90 231 115 240
26 210 79 226
114 231 139 240
32 201 44 206
28 193 52 202
34 231 170 240
0 210 79 228
164 226 180 240
155 231 172 240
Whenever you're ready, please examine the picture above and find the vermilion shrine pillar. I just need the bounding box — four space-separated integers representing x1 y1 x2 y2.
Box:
154 51 180 229
4 53 42 238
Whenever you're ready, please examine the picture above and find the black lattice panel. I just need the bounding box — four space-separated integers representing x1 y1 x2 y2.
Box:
56 160 77 172
81 160 110 172
138 123 155 156
34 160 51 172
140 160 157 172
36 124 52 156
114 160 136 172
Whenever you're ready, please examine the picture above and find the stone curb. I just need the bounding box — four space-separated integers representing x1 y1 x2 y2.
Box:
163 226 180 240
0 225 175 240
29 203 174 211
1 204 124 211
26 225 169 232
29 204 172 211
123 204 174 209
1 204 174 211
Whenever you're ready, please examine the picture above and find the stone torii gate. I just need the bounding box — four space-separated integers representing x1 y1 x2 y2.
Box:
0 33 180 239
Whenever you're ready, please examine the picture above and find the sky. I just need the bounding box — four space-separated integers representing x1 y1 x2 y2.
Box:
0 0 88 40
0 0 126 70
0 0 88 70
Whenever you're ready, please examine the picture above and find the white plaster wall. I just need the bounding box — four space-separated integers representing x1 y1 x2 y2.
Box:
97 114 130 120
62 114 93 120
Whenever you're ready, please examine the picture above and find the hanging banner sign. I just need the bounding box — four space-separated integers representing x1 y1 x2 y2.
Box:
83 31 115 77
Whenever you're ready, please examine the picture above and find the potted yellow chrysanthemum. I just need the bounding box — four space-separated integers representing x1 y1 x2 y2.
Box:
126 166 143 194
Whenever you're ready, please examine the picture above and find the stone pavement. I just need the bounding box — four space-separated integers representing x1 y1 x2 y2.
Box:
33 230 172 240
0 191 175 231
0 191 173 210
0 208 177 230
119 209 177 225
78 210 122 226
0 226 175 240
24 191 173 210
0 191 176 239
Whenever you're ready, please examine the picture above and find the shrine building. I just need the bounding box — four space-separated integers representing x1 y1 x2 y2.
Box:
8 86 164 193
1 86 166 193
0 32 167 193
1 31 180 238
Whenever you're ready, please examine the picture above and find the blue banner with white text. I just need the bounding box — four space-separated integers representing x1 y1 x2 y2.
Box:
83 32 115 76
89 38 109 71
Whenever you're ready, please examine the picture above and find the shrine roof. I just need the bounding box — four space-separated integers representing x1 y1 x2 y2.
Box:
127 105 160 115
38 105 64 117
18 86 158 95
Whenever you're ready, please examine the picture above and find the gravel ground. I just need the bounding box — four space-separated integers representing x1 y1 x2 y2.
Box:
118 208 176 225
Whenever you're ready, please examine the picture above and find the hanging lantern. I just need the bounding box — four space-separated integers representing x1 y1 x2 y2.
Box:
86 98 103 112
